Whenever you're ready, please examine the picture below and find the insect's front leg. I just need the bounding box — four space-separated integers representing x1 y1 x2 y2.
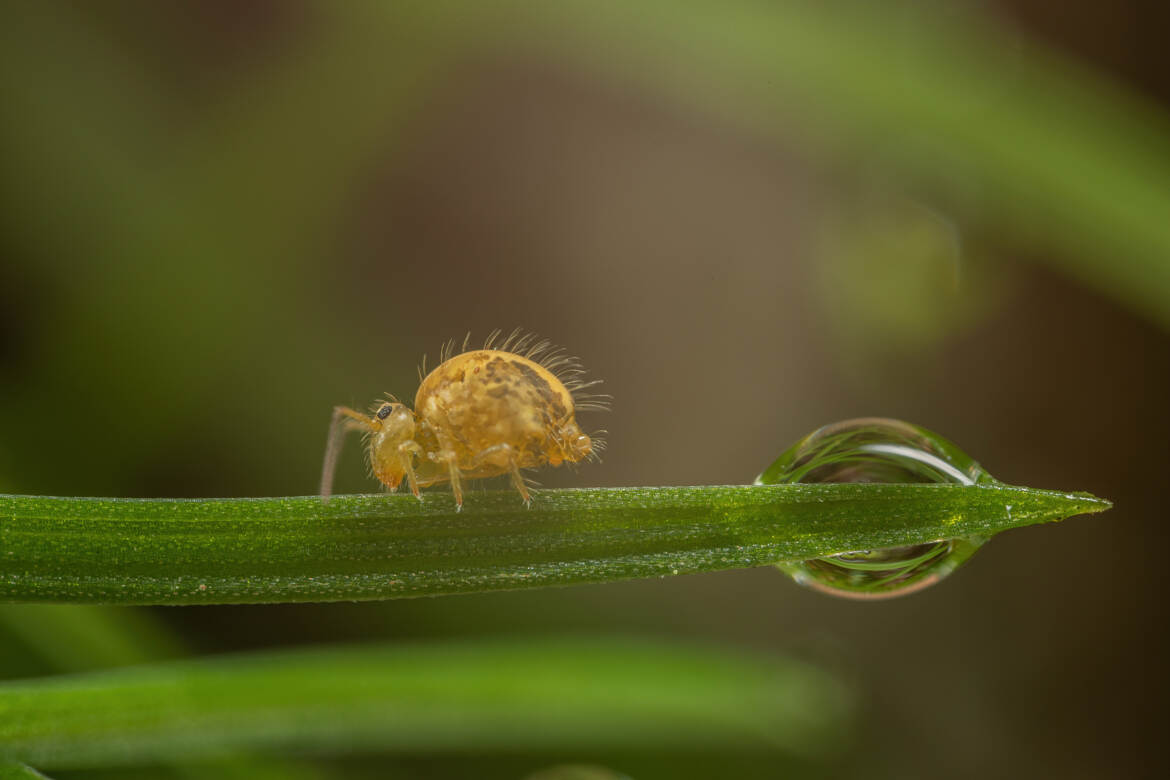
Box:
427 434 464 510
397 440 423 500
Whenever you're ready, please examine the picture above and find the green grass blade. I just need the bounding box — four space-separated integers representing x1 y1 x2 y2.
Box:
0 485 1109 605
0 638 850 769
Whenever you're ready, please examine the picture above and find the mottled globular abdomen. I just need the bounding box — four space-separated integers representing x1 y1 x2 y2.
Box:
414 350 585 477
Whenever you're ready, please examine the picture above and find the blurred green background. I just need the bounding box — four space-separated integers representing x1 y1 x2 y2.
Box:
1 0 1168 777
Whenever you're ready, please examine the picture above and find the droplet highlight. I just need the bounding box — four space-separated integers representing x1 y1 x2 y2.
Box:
756 417 992 599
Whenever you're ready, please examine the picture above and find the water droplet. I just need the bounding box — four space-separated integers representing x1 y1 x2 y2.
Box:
756 417 993 599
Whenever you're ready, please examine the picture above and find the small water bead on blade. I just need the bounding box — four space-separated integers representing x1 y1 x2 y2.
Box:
755 417 995 599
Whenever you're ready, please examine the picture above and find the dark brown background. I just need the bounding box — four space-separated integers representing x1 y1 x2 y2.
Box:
1 2 1167 778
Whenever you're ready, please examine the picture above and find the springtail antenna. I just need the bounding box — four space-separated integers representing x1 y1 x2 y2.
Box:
320 406 371 503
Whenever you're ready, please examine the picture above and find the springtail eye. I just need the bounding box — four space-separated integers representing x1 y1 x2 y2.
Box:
376 404 394 420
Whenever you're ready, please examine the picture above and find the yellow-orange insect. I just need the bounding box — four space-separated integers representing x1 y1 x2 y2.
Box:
320 331 607 508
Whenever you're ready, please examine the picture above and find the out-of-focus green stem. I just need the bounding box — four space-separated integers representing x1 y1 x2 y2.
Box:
0 762 53 779
0 638 850 769
474 0 1170 326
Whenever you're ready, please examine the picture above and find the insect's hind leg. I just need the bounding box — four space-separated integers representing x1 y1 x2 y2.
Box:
469 443 531 506
444 455 464 510
508 461 531 506
320 406 374 503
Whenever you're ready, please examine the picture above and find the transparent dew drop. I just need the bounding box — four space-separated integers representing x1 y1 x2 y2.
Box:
755 417 994 600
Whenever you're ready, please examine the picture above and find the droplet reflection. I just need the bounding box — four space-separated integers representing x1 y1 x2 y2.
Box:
756 417 992 599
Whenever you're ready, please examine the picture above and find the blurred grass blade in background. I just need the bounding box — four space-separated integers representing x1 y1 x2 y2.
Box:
0 485 1109 605
0 764 53 780
497 0 1170 326
0 606 183 675
0 637 850 769
0 605 334 780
